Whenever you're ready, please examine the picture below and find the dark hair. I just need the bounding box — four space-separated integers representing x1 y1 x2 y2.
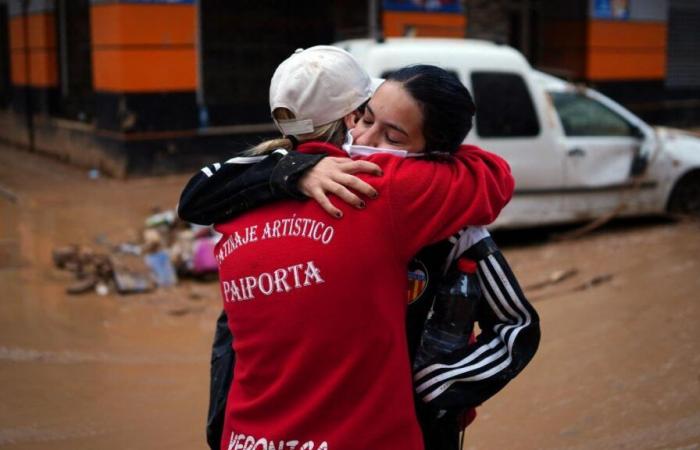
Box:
386 65 475 153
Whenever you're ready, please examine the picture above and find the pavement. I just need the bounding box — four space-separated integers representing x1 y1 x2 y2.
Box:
1 144 699 449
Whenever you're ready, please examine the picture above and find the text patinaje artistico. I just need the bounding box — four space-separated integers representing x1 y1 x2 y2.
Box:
217 215 334 302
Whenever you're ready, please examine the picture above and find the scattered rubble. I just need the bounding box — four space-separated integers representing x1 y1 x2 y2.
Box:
52 209 220 296
0 184 18 203
526 270 615 301
525 268 579 291
573 273 615 291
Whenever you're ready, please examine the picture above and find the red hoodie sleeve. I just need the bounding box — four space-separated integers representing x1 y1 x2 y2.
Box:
386 145 514 261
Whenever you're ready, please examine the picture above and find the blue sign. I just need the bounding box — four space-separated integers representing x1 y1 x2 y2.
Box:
383 0 463 13
593 0 629 19
118 0 194 4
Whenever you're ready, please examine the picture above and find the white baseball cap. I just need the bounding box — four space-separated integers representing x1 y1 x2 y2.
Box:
269 45 374 137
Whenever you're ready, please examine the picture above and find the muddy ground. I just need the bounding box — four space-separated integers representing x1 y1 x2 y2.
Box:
1 144 698 450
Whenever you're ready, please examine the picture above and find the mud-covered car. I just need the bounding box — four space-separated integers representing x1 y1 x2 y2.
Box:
335 38 700 227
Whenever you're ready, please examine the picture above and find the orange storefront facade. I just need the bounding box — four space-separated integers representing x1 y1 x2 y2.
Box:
0 0 697 175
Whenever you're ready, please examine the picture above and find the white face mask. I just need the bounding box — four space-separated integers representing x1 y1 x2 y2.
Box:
341 129 413 158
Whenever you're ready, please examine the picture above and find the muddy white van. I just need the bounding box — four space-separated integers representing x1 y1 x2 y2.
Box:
334 38 700 228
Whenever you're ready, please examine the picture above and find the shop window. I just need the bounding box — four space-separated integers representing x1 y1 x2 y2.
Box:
471 72 540 138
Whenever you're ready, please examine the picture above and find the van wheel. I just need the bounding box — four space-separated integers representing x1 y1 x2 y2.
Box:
668 171 700 217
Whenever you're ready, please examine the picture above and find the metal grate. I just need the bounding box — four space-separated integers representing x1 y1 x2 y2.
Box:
199 0 334 126
666 3 700 88
55 0 93 121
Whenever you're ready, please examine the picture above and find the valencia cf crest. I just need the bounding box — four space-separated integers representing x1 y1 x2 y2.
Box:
407 259 428 304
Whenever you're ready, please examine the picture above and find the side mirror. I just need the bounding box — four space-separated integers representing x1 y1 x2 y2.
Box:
629 125 649 177
629 154 648 177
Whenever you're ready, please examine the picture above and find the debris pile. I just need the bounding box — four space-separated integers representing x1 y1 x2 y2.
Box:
53 209 219 296
524 267 615 301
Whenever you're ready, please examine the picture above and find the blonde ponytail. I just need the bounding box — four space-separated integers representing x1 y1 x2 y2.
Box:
246 108 347 156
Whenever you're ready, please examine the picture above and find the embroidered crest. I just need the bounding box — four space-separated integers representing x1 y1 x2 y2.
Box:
407 259 429 304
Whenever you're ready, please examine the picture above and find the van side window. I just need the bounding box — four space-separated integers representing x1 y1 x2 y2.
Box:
550 92 633 137
471 72 540 138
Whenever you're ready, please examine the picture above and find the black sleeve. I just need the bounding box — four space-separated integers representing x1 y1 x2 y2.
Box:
206 310 235 450
413 237 541 411
177 150 325 225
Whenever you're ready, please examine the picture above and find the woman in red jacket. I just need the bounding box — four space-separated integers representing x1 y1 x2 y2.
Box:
213 49 514 450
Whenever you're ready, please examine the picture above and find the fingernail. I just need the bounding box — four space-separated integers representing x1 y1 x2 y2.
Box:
335 212 342 218
376 170 383 176
358 201 366 209
370 192 378 199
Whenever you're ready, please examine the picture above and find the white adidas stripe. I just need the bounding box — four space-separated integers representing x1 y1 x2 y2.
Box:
414 336 502 381
416 345 508 394
488 254 532 324
477 264 510 322
424 351 516 401
480 257 522 321
224 155 267 164
415 318 525 393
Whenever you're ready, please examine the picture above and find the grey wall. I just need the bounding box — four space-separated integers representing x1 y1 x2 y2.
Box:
630 0 668 21
8 0 54 16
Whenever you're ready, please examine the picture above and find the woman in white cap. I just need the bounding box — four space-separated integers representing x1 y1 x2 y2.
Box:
179 46 383 226
205 46 515 450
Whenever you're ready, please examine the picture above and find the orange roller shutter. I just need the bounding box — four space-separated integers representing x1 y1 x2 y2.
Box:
28 49 58 87
27 13 55 49
10 51 27 85
91 3 195 47
9 17 26 51
92 48 197 92
586 20 667 80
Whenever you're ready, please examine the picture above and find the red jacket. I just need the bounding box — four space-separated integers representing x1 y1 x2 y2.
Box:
215 142 513 450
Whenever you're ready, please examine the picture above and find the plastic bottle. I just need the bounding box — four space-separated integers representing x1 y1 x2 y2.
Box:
413 258 481 370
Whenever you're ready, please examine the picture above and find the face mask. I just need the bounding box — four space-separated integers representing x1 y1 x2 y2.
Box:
342 129 414 158
347 145 409 158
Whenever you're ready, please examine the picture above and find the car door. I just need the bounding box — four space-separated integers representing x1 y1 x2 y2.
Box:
549 90 643 216
469 71 566 226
